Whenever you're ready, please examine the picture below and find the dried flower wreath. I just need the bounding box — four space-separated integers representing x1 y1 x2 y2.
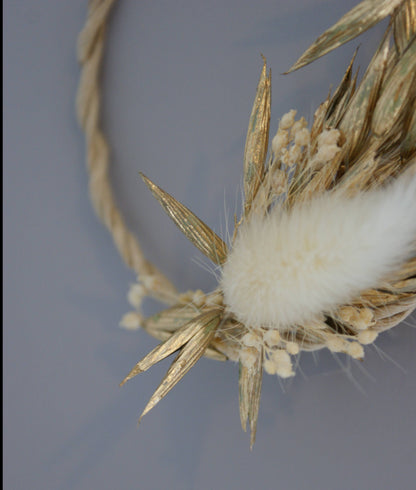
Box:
77 0 416 447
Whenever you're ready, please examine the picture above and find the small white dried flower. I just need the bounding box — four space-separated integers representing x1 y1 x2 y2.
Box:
263 329 280 346
271 129 289 156
294 127 310 147
286 341 300 355
338 306 375 330
326 337 347 353
279 109 297 130
357 330 378 345
239 347 258 369
127 283 145 309
242 331 261 348
290 116 308 139
347 342 364 360
272 349 291 364
264 358 277 375
288 144 302 163
191 289 206 307
275 363 295 378
119 311 143 330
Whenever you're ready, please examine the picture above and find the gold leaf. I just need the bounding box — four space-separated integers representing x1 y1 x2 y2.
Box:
373 297 416 320
238 347 264 449
336 146 378 193
393 0 416 56
202 347 228 362
391 278 416 293
338 33 390 159
401 104 416 155
238 363 249 432
355 288 402 307
287 0 403 72
373 306 416 332
140 173 228 265
391 256 416 282
138 310 222 421
143 329 227 361
325 49 358 127
243 58 271 214
143 304 200 333
372 36 416 136
121 309 221 385
142 301 228 361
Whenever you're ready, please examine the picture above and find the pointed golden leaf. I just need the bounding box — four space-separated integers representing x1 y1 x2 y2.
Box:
372 36 416 136
238 363 249 432
393 0 416 56
373 297 416 320
143 304 200 333
248 350 264 450
140 173 228 265
390 278 416 294
373 307 416 332
338 33 390 157
203 346 228 362
140 328 228 361
238 347 264 449
121 310 220 385
139 310 222 421
401 104 416 155
287 0 402 73
243 58 271 214
325 49 358 127
336 146 378 193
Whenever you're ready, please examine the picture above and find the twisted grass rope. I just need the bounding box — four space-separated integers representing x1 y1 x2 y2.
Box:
76 0 177 304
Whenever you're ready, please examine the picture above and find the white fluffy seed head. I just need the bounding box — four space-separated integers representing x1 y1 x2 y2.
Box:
221 175 416 330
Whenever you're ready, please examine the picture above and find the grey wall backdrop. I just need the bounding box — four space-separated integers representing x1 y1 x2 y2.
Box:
4 1 416 489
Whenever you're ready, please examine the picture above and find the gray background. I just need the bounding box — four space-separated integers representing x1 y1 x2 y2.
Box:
4 1 416 489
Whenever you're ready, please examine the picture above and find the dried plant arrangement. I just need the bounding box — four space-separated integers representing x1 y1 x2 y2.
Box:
77 0 416 448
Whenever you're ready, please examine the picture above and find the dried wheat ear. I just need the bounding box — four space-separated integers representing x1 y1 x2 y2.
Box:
78 0 416 448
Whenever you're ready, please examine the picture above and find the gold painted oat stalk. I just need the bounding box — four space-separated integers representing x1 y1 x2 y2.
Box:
119 0 416 448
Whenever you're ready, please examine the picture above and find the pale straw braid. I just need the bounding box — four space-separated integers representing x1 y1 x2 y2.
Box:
76 0 178 305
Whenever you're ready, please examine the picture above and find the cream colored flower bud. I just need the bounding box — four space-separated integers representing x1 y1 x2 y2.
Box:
119 311 143 330
357 330 378 345
279 109 297 130
127 283 145 309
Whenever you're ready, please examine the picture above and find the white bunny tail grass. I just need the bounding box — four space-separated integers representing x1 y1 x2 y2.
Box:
222 175 416 331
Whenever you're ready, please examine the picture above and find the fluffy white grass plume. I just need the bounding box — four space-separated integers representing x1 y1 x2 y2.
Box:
221 175 416 330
